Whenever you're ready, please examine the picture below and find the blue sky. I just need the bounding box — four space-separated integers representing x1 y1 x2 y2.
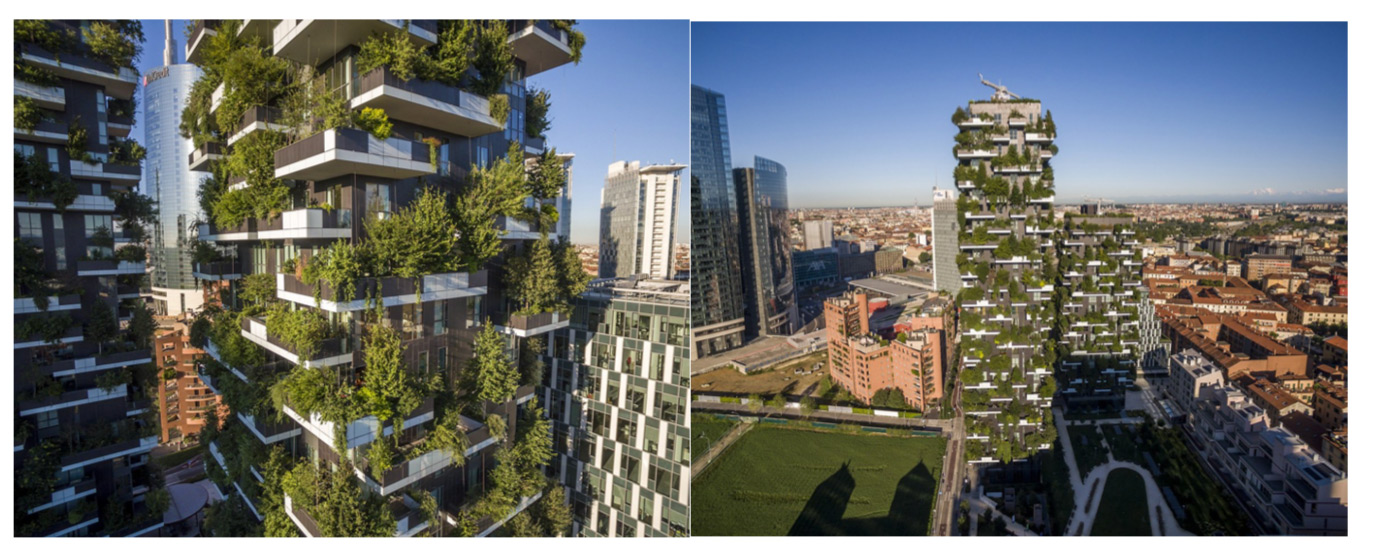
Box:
691 22 1348 207
134 20 688 245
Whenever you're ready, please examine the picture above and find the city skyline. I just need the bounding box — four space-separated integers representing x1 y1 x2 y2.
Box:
131 19 689 246
691 22 1348 208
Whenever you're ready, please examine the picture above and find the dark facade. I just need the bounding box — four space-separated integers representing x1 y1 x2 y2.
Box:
733 156 797 339
689 85 745 358
15 20 162 537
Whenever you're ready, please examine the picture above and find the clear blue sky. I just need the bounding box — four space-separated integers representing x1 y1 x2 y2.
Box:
691 22 1348 207
134 19 688 245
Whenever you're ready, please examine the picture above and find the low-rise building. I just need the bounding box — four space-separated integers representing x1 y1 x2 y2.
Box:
1311 383 1347 432
823 291 943 411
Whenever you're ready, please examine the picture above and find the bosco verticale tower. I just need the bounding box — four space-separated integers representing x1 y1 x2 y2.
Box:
951 76 1061 464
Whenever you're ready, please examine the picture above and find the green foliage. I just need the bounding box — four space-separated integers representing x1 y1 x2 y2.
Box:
353 107 393 140
455 144 527 271
66 117 94 163
468 321 519 405
14 151 78 210
265 304 333 361
17 313 75 344
489 93 510 125
239 273 278 306
356 28 425 80
525 88 552 138
108 138 147 165
82 20 144 69
213 42 292 134
86 300 120 350
128 303 155 349
951 106 968 125
470 20 515 96
527 148 567 199
214 130 291 229
359 323 428 422
550 20 586 64
366 186 459 280
15 19 76 56
426 20 479 86
286 461 396 537
506 235 560 315
303 239 370 302
554 238 592 308
15 96 43 131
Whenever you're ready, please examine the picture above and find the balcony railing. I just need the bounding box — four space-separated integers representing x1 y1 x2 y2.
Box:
275 127 431 181
350 66 501 138
229 105 287 144
188 142 224 171
70 160 141 185
273 20 436 66
278 269 487 312
15 119 68 144
199 207 351 242
240 315 353 368
494 310 569 337
185 20 222 64
507 20 575 76
15 80 65 110
76 259 147 276
193 261 243 281
19 46 138 99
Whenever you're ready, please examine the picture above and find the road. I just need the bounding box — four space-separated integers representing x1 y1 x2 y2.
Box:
692 400 949 431
931 379 965 536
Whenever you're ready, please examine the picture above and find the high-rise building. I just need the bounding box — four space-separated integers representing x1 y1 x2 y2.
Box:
185 19 586 537
733 156 798 338
802 219 833 251
145 20 209 317
541 277 691 537
930 188 960 295
598 160 685 280
689 85 745 358
15 20 163 537
951 82 1060 464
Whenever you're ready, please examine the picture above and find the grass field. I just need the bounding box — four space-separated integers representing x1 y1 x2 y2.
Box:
691 425 946 536
692 414 738 462
1102 423 1147 466
1090 469 1152 536
1067 425 1109 479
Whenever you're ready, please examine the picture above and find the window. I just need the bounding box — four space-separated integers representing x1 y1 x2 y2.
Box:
96 91 106 115
52 216 65 270
365 183 392 216
433 302 447 335
438 142 450 177
37 410 58 430
18 213 43 242
476 145 489 168
465 297 481 327
436 347 447 372
46 147 59 172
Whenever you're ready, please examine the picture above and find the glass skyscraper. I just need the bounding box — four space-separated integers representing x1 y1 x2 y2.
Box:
689 85 745 358
734 156 798 338
143 57 206 315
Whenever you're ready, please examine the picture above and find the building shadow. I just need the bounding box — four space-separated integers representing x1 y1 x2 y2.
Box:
787 461 856 536
788 459 937 536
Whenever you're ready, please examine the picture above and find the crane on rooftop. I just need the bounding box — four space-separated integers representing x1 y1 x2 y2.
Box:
979 73 1020 101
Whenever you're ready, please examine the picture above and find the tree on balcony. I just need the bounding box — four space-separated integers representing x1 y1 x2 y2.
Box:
472 21 515 97
367 186 460 283
506 235 559 315
81 20 144 70
455 143 527 271
467 321 519 405
283 460 395 537
526 88 552 138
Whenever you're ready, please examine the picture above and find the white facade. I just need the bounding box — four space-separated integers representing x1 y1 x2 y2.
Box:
599 161 685 279
802 219 833 250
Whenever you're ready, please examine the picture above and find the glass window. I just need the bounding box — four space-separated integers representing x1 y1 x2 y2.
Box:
18 213 43 241
46 147 59 172
37 410 58 429
53 216 66 270
436 347 447 372
433 302 447 335
365 183 392 216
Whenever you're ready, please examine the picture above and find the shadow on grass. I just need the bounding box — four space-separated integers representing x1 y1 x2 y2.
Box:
788 460 936 536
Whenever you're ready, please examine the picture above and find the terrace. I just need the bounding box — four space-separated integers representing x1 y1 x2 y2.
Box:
275 127 431 181
277 270 487 313
349 66 502 138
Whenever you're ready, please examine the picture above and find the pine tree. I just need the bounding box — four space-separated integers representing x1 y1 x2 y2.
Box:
469 321 518 404
86 299 119 354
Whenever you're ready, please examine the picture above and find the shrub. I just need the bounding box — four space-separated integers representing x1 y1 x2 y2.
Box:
488 93 510 125
525 88 552 138
353 107 392 140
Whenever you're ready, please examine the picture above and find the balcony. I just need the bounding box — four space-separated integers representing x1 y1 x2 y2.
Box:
15 119 68 144
70 159 141 186
283 398 436 452
58 435 158 473
20 48 138 99
273 20 436 65
494 311 570 338
15 323 83 350
185 20 221 64
199 208 352 242
228 105 288 145
239 412 302 445
34 348 153 379
193 261 243 281
957 117 994 128
15 80 65 110
1040 150 1054 159
18 384 128 418
507 20 576 77
275 127 431 181
1008 118 1028 127
209 82 226 115
240 315 353 369
278 269 487 313
494 215 544 240
76 259 147 276
350 66 502 138
188 142 224 172
27 477 97 514
956 148 996 159
15 294 82 315
1025 132 1053 143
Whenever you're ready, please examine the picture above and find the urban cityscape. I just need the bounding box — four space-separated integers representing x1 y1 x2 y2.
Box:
5 15 1357 545
689 21 1348 538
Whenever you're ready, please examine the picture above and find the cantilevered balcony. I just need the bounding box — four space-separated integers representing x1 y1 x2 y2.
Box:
15 323 83 350
76 259 147 276
228 106 288 145
185 20 221 64
20 48 138 99
58 435 158 473
494 215 545 240
15 119 67 144
1025 132 1053 143
209 82 226 116
278 270 487 313
494 310 570 338
193 261 243 281
956 148 997 159
957 117 994 128
32 348 153 379
272 20 436 65
275 127 431 181
283 399 436 452
1008 117 1028 127
239 412 302 445
188 142 224 171
18 384 129 417
240 315 353 369
507 20 576 76
70 159 141 186
356 414 490 498
15 294 82 315
350 66 503 138
15 80 65 110
199 207 352 242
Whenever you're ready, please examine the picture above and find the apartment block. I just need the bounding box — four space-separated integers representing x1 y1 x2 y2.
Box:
154 321 222 445
803 219 834 251
930 188 960 295
823 292 944 412
185 19 584 537
542 278 690 537
599 161 685 280
15 19 163 537
1245 253 1293 282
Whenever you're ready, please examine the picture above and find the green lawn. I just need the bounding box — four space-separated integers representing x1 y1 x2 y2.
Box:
692 425 946 536
1140 426 1251 535
691 414 738 462
1067 425 1109 479
1042 440 1076 535
1090 469 1152 536
1102 423 1147 467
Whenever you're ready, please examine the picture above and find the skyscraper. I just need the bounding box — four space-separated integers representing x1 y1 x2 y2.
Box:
931 187 960 295
689 85 745 358
185 19 586 537
541 277 691 537
802 219 834 251
15 19 162 537
599 160 685 280
146 20 208 317
734 156 798 338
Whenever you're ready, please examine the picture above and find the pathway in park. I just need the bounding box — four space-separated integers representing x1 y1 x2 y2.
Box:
692 400 951 431
691 420 753 479
1054 409 1192 536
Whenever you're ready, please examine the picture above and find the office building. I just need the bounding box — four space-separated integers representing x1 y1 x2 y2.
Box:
599 160 685 280
186 19 585 537
803 219 833 251
542 278 691 537
930 187 960 295
689 85 745 358
15 19 162 537
145 20 209 317
793 247 840 288
733 156 798 338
